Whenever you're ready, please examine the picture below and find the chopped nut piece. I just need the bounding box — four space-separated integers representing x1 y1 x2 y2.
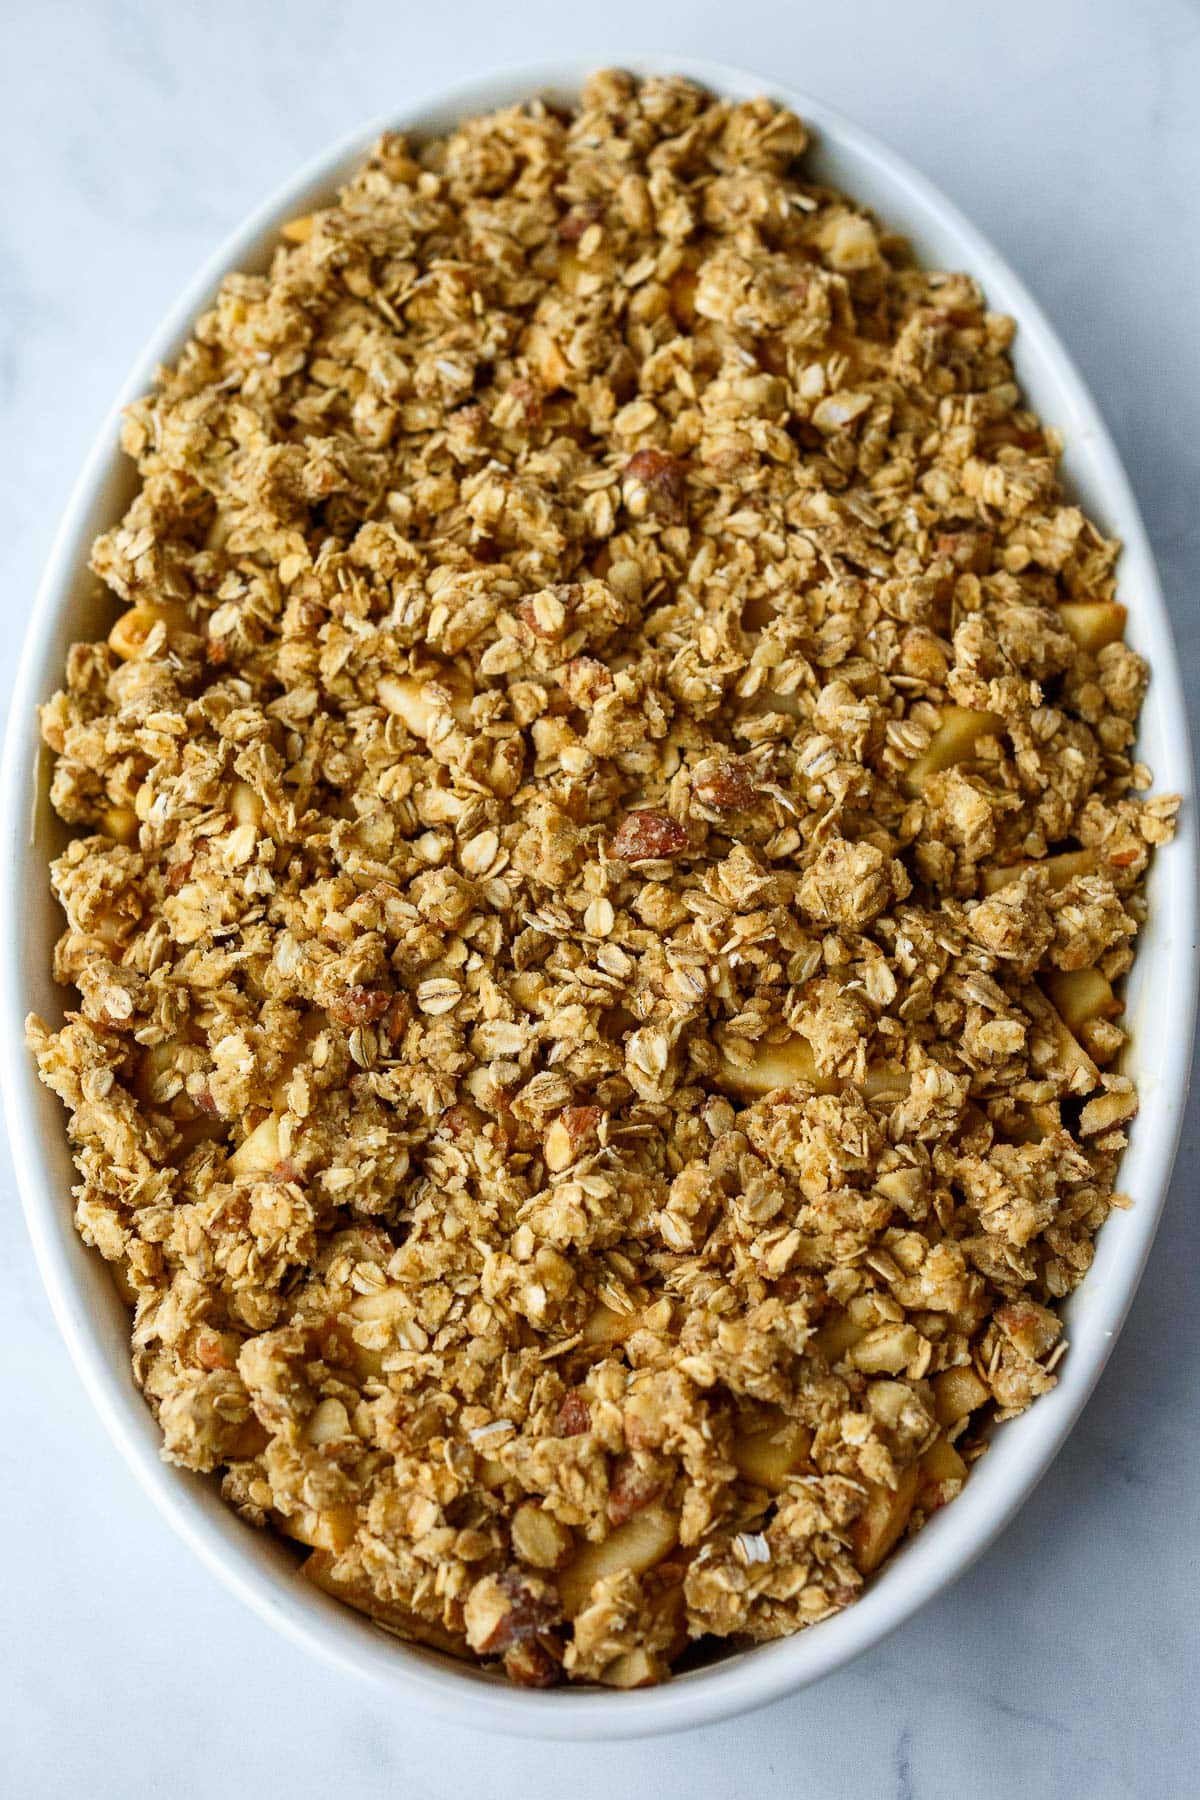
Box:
511 1502 574 1571
464 1569 562 1654
227 1114 281 1179
610 810 688 862
378 669 471 737
544 1105 603 1172
1079 1086 1138 1136
606 1452 666 1526
556 1391 591 1437
621 448 688 521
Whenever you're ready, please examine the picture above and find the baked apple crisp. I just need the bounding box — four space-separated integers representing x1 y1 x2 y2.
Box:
29 70 1177 1687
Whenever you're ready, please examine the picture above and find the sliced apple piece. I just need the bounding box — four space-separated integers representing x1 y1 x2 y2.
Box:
557 1507 679 1619
901 706 1003 797
732 1409 813 1491
275 1503 357 1553
860 1066 911 1101
716 1033 838 1098
809 1311 867 1363
302 1549 470 1657
108 602 189 661
1043 968 1121 1035
1057 601 1127 651
1024 984 1100 1094
932 1365 991 1427
851 1464 921 1574
982 847 1097 895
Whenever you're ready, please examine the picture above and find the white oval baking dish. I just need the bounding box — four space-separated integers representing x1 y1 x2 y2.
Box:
3 56 1195 1740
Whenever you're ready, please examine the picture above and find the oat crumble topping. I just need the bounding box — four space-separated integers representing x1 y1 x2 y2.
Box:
29 71 1178 1688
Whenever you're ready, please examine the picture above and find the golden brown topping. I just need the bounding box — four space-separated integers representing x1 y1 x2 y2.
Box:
28 69 1174 1691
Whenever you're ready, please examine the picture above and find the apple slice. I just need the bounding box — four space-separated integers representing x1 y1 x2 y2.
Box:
931 1365 991 1427
303 1549 470 1657
1058 601 1127 651
901 707 1003 797
982 846 1097 895
557 1507 679 1619
732 1410 813 1490
851 1464 921 1573
1043 968 1121 1034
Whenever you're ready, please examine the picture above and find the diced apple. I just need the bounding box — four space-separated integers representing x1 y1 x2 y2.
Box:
1044 968 1121 1034
557 1508 679 1619
918 1437 968 1484
901 707 1003 797
99 805 139 845
276 1503 357 1553
981 847 1096 895
1057 601 1127 651
851 1464 921 1574
732 1409 814 1490
916 1437 968 1511
302 1549 470 1657
107 602 188 661
716 1033 838 1098
809 1311 867 1363
598 1647 670 1688
932 1365 991 1427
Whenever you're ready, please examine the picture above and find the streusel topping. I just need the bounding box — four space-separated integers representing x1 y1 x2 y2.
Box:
30 71 1176 1687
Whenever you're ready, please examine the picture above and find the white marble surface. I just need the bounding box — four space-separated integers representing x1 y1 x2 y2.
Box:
3 2 1199 1794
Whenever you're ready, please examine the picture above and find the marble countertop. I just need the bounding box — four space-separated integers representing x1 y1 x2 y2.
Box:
3 2 1198 1794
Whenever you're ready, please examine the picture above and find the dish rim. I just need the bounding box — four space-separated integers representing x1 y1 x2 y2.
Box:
3 53 1195 1740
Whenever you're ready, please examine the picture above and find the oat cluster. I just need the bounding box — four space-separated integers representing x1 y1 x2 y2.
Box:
30 71 1176 1688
